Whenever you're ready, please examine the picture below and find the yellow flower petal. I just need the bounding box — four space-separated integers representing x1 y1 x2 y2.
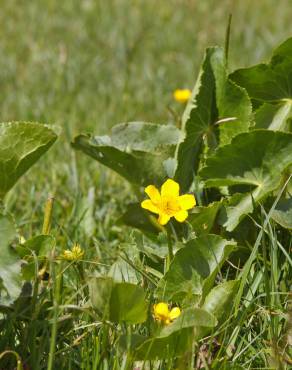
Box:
141 200 160 214
169 307 181 320
174 210 188 222
153 302 169 320
161 179 179 198
145 185 161 203
158 213 171 225
178 194 196 210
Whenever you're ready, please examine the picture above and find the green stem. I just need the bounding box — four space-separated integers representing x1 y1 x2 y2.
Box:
0 351 23 370
47 262 62 370
166 226 174 271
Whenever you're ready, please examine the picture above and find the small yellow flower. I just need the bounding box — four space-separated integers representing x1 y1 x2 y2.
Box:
153 302 181 325
173 88 192 103
141 179 196 225
62 243 84 261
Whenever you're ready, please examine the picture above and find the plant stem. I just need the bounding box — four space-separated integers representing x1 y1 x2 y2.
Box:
47 262 62 370
166 226 174 271
0 351 23 370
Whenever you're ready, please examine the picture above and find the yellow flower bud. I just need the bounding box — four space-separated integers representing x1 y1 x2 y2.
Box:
173 89 192 103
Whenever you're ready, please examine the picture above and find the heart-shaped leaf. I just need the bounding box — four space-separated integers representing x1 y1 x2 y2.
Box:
155 234 235 301
72 122 181 186
202 280 239 325
89 278 148 324
109 282 148 324
0 122 57 198
0 213 22 305
200 130 292 231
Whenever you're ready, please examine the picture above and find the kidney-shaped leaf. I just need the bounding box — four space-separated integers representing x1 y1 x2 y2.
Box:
231 37 292 132
0 213 22 305
109 282 148 324
72 122 181 186
0 122 57 198
200 130 292 231
202 280 239 325
155 234 235 301
231 37 292 102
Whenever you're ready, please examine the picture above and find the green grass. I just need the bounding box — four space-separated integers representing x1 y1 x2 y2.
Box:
0 1 292 369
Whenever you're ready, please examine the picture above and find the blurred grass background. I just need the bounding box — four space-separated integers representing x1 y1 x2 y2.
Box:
1 0 291 230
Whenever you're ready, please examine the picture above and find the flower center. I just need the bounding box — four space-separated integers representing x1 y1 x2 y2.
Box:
162 197 181 215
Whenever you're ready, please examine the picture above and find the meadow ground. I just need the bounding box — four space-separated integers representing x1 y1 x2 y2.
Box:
0 0 292 369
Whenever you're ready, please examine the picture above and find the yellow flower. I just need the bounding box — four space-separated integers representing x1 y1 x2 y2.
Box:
153 302 181 325
141 179 196 225
173 88 192 103
62 243 84 261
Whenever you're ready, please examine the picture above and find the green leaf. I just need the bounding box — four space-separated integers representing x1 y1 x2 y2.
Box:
108 257 139 284
0 122 57 198
158 307 217 338
231 37 292 132
202 280 239 324
155 235 235 301
271 197 292 229
109 282 148 324
15 235 56 281
188 201 221 236
15 235 55 258
175 47 221 191
200 130 292 231
134 328 193 360
254 101 292 132
72 122 181 186
88 277 114 319
0 213 22 305
231 37 292 102
217 79 252 145
175 47 252 191
134 308 216 360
